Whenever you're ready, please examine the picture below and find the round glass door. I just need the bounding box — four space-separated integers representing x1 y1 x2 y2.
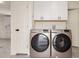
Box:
31 33 49 52
53 33 71 52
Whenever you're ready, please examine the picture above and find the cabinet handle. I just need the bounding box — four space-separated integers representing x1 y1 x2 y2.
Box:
40 16 44 20
58 16 61 20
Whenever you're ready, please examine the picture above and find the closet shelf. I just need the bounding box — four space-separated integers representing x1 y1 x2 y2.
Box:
34 20 67 22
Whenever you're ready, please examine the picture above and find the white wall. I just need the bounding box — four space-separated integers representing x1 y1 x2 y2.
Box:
33 21 67 29
68 1 79 9
0 15 10 39
0 1 11 39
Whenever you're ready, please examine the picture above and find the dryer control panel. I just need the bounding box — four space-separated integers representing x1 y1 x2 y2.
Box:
43 29 49 32
64 30 70 32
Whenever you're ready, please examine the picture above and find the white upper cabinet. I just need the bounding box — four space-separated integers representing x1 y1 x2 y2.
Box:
33 1 68 20
34 2 52 20
57 1 68 20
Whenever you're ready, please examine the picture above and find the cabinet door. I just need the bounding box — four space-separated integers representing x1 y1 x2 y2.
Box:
50 2 59 20
57 1 68 20
34 1 52 20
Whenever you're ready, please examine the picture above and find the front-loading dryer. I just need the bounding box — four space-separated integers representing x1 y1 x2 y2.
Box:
51 29 72 58
30 29 50 58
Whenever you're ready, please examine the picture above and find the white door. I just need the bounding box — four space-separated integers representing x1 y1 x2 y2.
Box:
11 1 32 55
68 9 79 47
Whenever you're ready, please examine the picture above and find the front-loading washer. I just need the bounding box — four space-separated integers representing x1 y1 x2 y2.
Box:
30 29 50 58
51 29 72 58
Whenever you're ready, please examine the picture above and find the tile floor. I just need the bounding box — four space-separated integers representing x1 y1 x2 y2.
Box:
0 39 79 58
72 46 79 58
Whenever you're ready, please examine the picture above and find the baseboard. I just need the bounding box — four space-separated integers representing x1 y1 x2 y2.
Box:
72 46 79 48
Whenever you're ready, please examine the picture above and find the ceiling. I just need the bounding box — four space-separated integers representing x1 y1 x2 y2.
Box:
0 1 79 15
0 1 79 11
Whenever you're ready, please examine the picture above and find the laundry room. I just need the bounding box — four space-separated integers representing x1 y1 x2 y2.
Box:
0 0 79 58
31 1 79 58
11 1 79 58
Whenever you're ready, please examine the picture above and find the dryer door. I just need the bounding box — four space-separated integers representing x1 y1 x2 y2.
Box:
31 33 49 52
53 33 71 52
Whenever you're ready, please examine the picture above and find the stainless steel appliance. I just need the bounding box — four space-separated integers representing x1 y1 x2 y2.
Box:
51 29 72 58
30 29 50 58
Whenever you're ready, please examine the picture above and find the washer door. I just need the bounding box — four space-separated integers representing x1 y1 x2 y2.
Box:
31 33 49 52
53 33 71 52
